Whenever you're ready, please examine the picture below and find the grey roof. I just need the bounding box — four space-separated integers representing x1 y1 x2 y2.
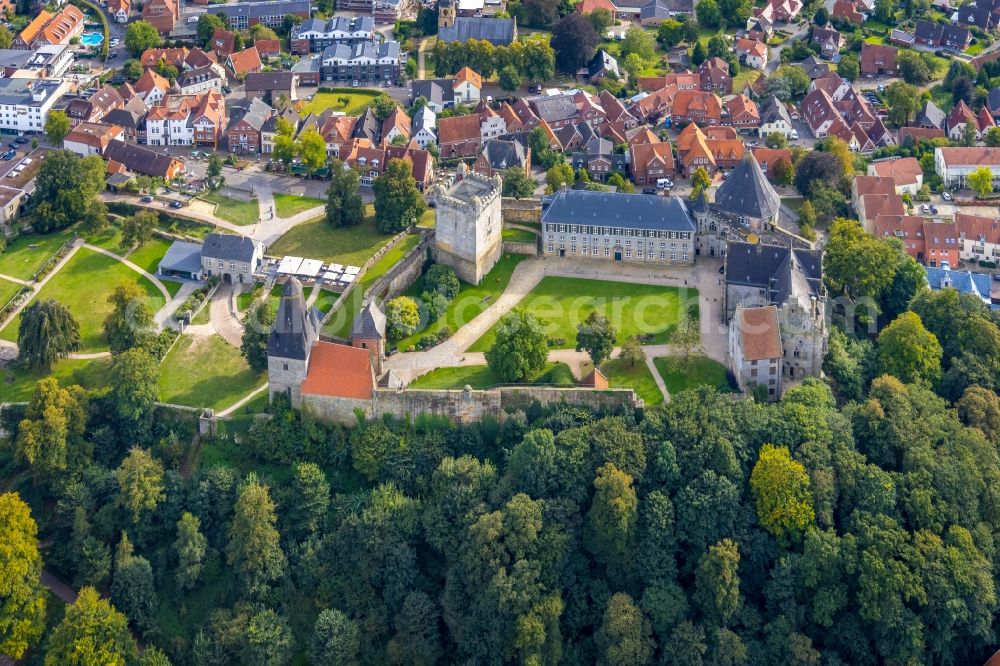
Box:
481 139 526 170
413 104 436 131
320 41 401 63
158 240 203 276
352 107 380 142
0 78 62 107
201 232 259 262
759 95 792 126
294 15 373 37
439 17 516 45
411 79 453 107
914 19 942 41
104 107 143 130
712 153 780 221
917 99 946 128
177 65 223 89
209 0 311 21
291 55 320 74
690 189 708 214
229 97 272 132
542 190 697 232
925 266 991 302
725 242 823 306
268 277 320 361
104 140 178 178
532 94 579 124
351 300 386 340
588 49 620 79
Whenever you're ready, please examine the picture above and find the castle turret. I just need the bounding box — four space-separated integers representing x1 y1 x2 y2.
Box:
267 277 320 407
433 168 503 285
351 300 386 375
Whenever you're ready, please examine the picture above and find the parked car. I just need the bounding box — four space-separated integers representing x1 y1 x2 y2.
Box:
942 191 953 201
930 205 938 214
1 150 15 160
169 200 183 209
746 140 759 147
921 204 930 213
141 195 153 203
657 178 673 189
14 136 27 144
789 129 799 140
642 187 656 194
7 142 17 150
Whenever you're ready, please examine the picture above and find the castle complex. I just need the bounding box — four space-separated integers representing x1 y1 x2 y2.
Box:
431 164 503 285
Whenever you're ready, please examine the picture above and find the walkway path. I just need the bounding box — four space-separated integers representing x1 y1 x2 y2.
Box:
154 281 199 329
0 238 83 336
210 283 244 347
217 382 269 417
83 244 172 302
0 273 29 286
40 569 76 604
417 37 431 80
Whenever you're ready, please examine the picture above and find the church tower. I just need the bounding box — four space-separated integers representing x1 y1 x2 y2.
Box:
267 277 320 407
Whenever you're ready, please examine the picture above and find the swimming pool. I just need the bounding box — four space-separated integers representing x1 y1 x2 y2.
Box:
80 32 103 46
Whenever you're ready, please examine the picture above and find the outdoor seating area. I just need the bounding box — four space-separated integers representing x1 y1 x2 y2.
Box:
263 255 362 289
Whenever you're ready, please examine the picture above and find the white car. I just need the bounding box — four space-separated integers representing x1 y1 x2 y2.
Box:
789 129 799 140
187 15 198 23
110 38 119 46
942 191 953 201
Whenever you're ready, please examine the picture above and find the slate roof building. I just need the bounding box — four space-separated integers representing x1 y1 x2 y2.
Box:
351 300 387 373
925 265 993 306
200 232 264 283
473 138 528 178
541 190 696 264
916 99 946 129
104 140 183 179
712 152 781 225
439 16 517 44
267 277 322 406
587 50 621 81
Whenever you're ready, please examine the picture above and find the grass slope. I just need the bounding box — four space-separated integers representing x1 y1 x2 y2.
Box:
273 193 325 218
269 214 396 269
653 355 733 395
0 248 165 351
409 361 575 389
469 277 691 352
1 357 111 402
200 192 259 226
158 334 266 411
394 254 525 352
0 277 22 308
600 358 663 406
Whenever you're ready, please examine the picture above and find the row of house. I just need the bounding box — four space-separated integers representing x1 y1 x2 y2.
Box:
800 71 894 153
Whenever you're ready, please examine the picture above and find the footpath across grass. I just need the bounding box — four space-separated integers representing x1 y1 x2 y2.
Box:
469 277 693 352
0 248 165 352
653 355 733 395
273 193 325 218
200 192 259 226
0 277 22 308
158 334 266 411
409 361 575 389
395 254 525 352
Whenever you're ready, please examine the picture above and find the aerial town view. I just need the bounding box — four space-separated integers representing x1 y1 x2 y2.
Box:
3 0 1000 660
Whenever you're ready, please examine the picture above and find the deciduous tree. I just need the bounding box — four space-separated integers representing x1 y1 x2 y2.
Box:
486 308 548 382
0 493 46 659
620 336 646 367
325 159 364 227
15 378 88 483
115 448 165 524
969 166 994 197
296 127 327 173
107 348 159 432
44 110 70 145
502 166 535 198
124 21 162 56
693 538 741 626
386 296 420 340
174 512 207 593
44 587 136 666
17 299 80 370
120 211 156 251
750 444 815 543
241 301 274 374
595 593 653 666
227 473 287 599
551 14 599 73
103 280 156 355
876 310 943 384
373 158 426 233
309 609 359 666
576 311 617 366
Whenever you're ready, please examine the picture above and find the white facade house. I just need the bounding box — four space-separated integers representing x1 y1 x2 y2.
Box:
935 147 1000 188
0 79 67 134
412 105 436 148
176 65 226 95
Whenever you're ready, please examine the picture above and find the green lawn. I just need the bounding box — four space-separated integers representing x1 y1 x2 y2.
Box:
0 248 166 352
308 287 339 315
469 278 693 352
85 227 123 253
502 227 537 243
409 361 574 389
126 237 172 275
1 357 111 402
653 355 733 395
273 193 325 219
394 254 525 352
158 334 266 411
236 284 281 314
732 69 761 94
600 358 663 406
298 89 382 117
323 234 423 338
968 40 987 56
269 215 395 268
417 209 435 228
200 192 260 226
162 280 184 297
0 277 22 308
781 197 805 216
0 230 73 281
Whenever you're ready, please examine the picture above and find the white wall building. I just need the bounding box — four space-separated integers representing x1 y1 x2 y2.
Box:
0 79 67 134
934 147 1000 188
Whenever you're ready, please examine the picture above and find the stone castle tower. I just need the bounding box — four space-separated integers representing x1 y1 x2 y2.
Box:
432 163 503 285
267 277 320 407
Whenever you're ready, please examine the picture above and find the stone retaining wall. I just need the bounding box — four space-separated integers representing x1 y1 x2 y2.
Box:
365 235 430 302
501 197 542 224
503 240 538 255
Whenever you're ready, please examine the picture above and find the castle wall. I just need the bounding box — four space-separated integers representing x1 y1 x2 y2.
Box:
301 393 372 424
365 235 430 302
501 197 541 224
503 240 537 256
434 173 503 285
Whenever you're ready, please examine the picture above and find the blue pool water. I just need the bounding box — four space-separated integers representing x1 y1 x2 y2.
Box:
81 32 103 46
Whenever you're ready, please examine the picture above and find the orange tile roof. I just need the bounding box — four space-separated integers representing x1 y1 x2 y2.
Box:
134 68 169 96
854 174 896 197
228 47 262 76
737 306 782 360
42 5 84 45
18 10 52 45
300 341 374 399
140 47 188 69
869 157 922 187
454 66 482 89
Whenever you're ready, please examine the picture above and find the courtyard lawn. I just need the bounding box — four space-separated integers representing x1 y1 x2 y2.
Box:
600 358 663 406
298 89 382 118
323 234 423 338
307 287 339 315
273 193 325 219
126 237 173 276
502 227 537 243
200 192 259 226
269 213 395 268
1 357 111 402
0 230 73 281
0 248 166 352
409 361 574 389
468 277 692 352
85 227 123 253
653 355 733 395
0 277 22 308
162 280 184 297
394 254 525 352
236 284 281 314
158 333 266 411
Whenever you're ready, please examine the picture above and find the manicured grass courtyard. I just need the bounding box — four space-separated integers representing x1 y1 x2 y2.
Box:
469 277 693 352
269 211 395 268
0 230 73 281
395 254 525 352
653 355 733 395
0 248 166 351
409 361 574 389
323 234 423 338
200 192 260 226
502 227 537 243
0 277 22 308
298 89 382 118
600 358 663 406
273 193 325 219
1 357 110 402
126 237 173 275
158 333 266 411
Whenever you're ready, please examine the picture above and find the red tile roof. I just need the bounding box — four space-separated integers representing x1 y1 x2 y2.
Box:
300 341 374 399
